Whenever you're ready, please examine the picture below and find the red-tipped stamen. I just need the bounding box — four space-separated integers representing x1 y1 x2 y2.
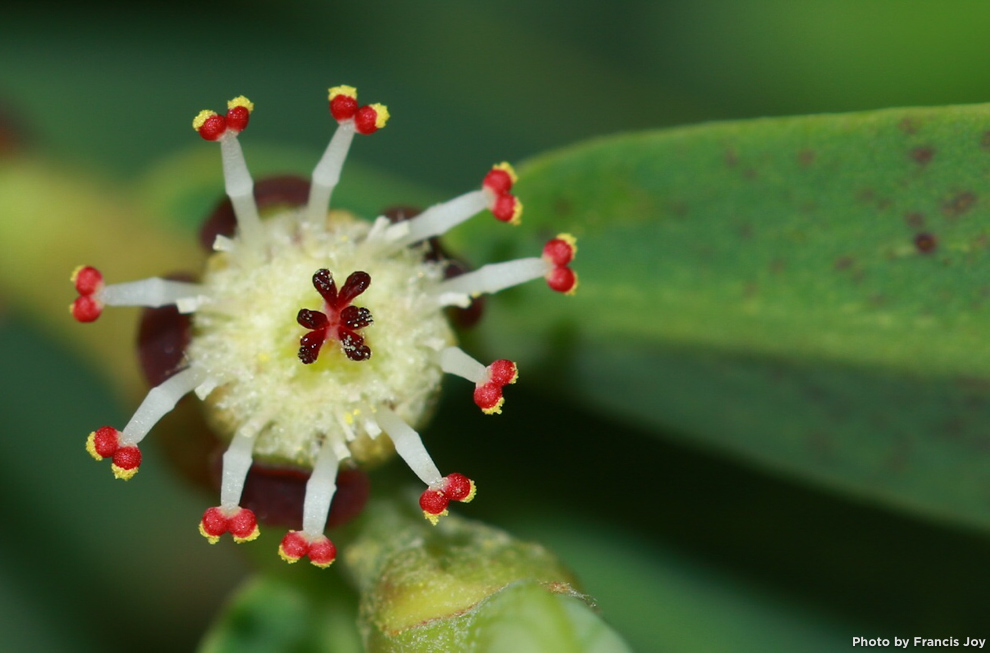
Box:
111 445 142 481
419 473 477 525
307 86 389 223
278 530 309 563
199 506 259 544
86 426 120 461
385 163 522 249
439 347 518 415
328 85 358 122
490 193 522 224
70 268 204 322
436 234 579 304
442 473 476 503
419 489 449 525
225 96 254 133
473 383 504 415
542 233 577 267
354 103 389 135
71 265 105 322
278 531 336 567
193 96 262 245
482 162 517 195
193 110 226 141
86 426 142 480
306 536 337 568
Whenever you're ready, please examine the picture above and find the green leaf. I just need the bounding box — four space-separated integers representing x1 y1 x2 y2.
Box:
199 574 363 653
451 104 990 532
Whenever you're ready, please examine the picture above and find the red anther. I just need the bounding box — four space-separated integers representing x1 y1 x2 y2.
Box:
490 193 520 223
354 105 384 135
341 305 373 330
298 330 326 365
196 112 227 141
279 531 309 562
337 271 371 306
339 331 371 362
312 269 338 305
473 383 504 414
483 169 514 195
225 106 250 133
307 536 336 567
71 295 103 322
443 473 474 502
71 265 106 322
329 86 359 122
330 94 358 122
487 359 518 387
113 446 142 471
419 488 449 516
297 308 329 330
542 237 575 267
546 266 577 294
228 508 259 541
200 507 229 539
91 426 121 459
73 266 103 295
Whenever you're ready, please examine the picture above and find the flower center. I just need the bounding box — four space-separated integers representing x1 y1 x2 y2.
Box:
187 210 453 467
297 269 374 363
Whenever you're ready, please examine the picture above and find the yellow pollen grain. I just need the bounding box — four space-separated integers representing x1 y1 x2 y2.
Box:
198 523 220 544
566 273 579 296
227 96 254 112
111 464 138 481
278 546 301 564
557 232 578 255
370 103 390 128
328 85 357 100
493 161 518 183
233 526 261 543
510 199 523 225
85 432 102 460
192 110 217 131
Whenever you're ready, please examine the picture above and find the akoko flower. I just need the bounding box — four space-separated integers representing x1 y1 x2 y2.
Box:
73 85 577 568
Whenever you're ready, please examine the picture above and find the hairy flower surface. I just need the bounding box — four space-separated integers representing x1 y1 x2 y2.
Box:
73 85 577 567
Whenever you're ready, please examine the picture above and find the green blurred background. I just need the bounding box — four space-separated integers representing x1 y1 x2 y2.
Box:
4 1 990 651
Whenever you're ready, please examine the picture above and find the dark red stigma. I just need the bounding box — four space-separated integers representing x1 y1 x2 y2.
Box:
297 269 374 363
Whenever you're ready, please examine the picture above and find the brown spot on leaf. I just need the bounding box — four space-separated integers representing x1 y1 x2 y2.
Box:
834 255 855 271
898 116 921 134
914 232 937 253
738 222 753 239
941 191 977 219
910 146 934 166
725 148 739 167
981 131 990 150
742 167 757 180
798 148 815 167
903 212 925 229
769 258 787 274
